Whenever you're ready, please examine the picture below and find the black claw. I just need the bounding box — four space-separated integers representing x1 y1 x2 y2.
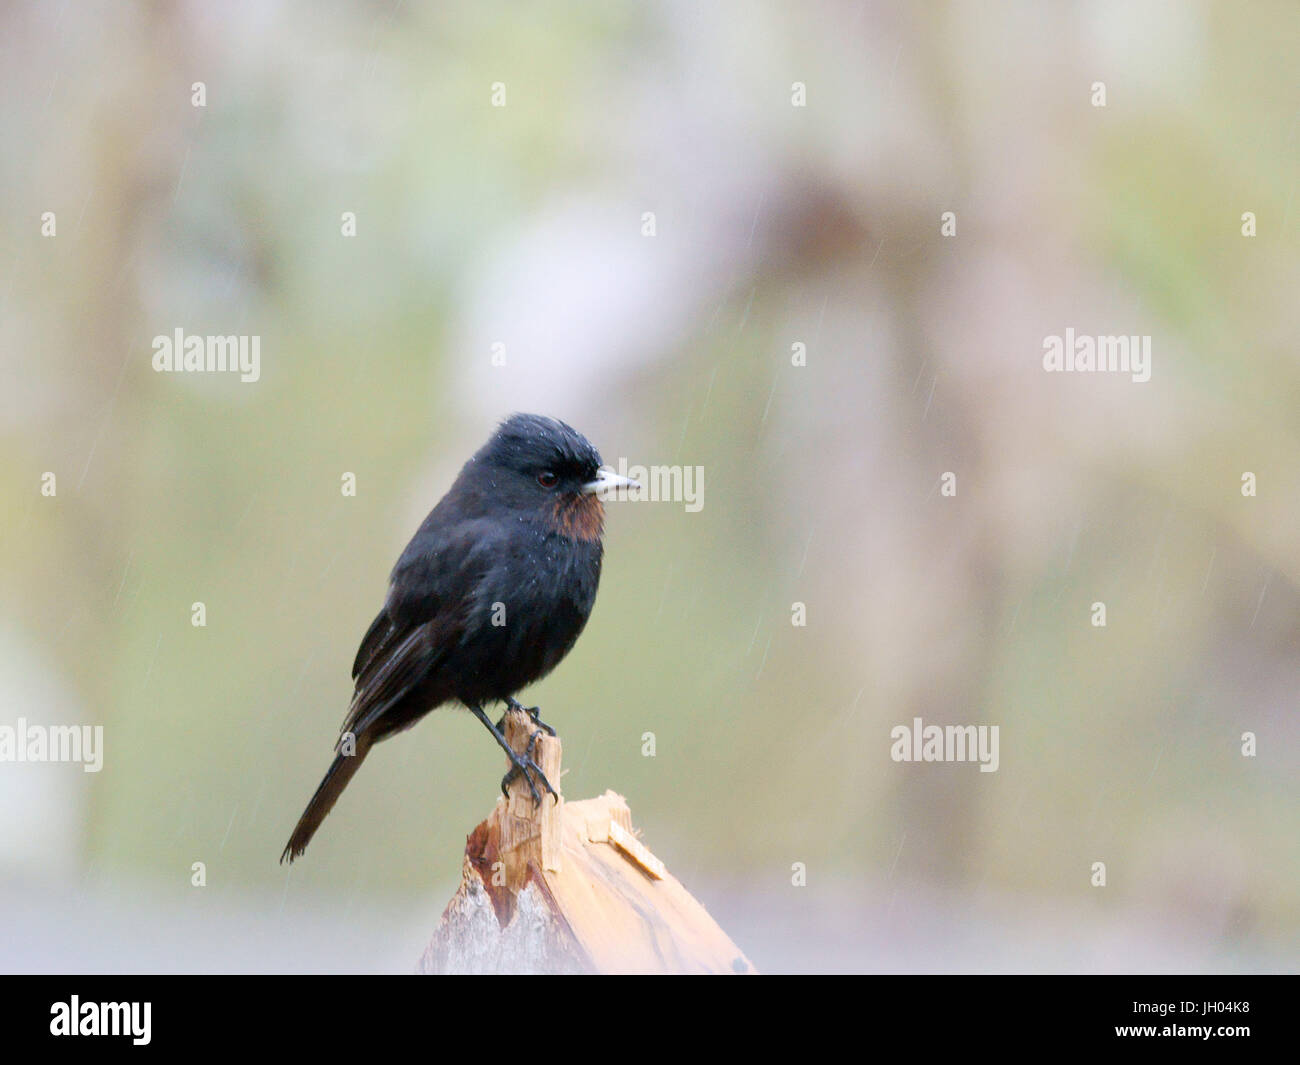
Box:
500 745 555 806
500 729 547 796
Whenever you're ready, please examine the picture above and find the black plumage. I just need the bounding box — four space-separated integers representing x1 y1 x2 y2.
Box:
281 413 631 863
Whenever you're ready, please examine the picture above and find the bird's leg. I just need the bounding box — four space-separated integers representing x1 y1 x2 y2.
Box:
505 695 556 737
470 705 557 806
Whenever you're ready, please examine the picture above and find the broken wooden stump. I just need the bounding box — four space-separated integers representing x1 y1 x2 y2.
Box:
420 707 755 974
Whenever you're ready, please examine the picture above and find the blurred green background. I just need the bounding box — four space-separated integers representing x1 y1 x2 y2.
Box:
1 0 1298 972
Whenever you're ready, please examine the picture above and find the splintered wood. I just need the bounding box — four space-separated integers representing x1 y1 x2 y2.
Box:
420 708 755 975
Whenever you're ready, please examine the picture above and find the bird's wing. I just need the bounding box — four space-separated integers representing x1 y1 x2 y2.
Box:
352 609 395 680
340 519 506 740
340 622 444 740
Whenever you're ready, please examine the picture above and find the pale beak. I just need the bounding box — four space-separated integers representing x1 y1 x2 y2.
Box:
582 468 641 496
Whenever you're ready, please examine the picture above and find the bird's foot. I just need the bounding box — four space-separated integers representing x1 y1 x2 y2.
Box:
499 729 557 806
506 696 556 737
472 703 557 807
499 728 540 790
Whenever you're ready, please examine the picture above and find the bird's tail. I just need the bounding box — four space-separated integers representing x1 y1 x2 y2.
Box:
280 732 374 864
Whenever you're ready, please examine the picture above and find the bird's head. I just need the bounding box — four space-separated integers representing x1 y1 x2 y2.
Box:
467 413 638 540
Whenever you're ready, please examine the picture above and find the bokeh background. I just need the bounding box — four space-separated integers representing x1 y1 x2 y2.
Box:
2 0 1298 973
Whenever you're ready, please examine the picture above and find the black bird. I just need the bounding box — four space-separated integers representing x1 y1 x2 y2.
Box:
281 413 637 863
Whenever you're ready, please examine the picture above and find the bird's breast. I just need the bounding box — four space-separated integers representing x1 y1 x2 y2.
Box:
455 532 602 702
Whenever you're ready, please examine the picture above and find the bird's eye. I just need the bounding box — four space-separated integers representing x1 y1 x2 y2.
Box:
537 471 559 489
